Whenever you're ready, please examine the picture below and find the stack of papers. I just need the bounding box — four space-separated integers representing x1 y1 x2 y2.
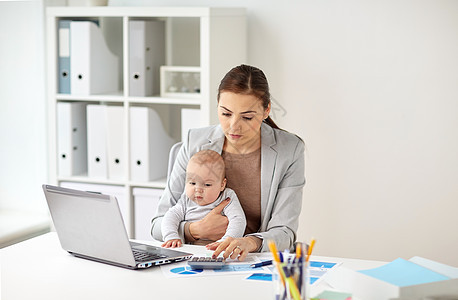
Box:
325 256 458 300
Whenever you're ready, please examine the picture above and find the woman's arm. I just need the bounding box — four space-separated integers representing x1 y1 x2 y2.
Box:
251 137 306 252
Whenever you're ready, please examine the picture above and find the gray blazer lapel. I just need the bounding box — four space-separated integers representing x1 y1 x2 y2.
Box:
260 123 277 222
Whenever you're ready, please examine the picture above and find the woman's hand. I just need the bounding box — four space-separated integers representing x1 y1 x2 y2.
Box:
189 198 230 241
208 236 259 262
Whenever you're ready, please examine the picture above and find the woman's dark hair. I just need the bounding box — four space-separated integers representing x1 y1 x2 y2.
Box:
217 64 280 129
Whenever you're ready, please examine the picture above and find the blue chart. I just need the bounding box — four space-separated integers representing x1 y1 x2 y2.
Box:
214 264 252 272
170 266 204 275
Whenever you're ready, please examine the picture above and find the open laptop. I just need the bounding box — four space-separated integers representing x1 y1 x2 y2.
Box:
42 184 192 269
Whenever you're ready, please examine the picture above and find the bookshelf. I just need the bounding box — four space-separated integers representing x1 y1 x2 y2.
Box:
46 6 246 238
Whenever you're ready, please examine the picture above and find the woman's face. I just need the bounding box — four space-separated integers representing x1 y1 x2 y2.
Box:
218 92 270 153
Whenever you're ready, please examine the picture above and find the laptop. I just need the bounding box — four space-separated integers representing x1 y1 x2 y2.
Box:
42 184 192 269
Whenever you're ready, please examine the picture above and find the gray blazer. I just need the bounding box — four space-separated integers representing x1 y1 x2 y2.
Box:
151 122 305 252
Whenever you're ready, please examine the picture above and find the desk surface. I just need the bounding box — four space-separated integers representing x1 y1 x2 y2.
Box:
0 233 385 300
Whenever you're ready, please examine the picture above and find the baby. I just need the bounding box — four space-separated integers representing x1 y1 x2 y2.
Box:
161 149 246 247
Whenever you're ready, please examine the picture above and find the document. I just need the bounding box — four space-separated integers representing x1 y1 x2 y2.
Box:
326 257 458 300
161 255 262 278
57 102 87 176
129 20 165 96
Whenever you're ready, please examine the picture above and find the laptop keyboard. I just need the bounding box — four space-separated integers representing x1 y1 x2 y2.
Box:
132 249 166 262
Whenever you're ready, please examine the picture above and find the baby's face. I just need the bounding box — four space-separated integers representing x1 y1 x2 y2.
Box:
185 161 226 206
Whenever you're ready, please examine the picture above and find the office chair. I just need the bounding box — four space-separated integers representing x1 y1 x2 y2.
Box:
167 141 183 179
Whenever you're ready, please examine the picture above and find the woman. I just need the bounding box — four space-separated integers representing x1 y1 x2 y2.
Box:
151 64 305 261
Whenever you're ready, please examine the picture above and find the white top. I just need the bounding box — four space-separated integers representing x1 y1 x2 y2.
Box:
161 188 246 242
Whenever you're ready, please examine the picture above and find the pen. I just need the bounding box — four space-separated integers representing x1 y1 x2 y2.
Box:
306 238 316 262
268 240 286 287
250 260 273 268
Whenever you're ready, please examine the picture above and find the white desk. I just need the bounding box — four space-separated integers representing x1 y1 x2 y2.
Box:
0 233 385 300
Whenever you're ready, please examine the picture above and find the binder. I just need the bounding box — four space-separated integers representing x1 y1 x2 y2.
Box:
130 107 175 182
181 108 201 141
57 102 87 176
70 21 119 95
87 104 108 179
133 187 163 240
129 20 165 96
58 20 71 94
106 106 125 180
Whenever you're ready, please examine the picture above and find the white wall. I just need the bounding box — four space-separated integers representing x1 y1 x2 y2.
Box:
110 0 458 265
0 1 48 213
2 0 457 265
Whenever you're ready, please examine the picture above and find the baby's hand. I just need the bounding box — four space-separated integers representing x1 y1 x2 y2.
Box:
162 239 182 248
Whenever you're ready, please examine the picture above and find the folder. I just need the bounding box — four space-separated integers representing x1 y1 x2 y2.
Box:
130 107 175 182
70 21 119 95
129 20 165 96
181 108 201 142
133 187 163 240
58 20 71 94
57 102 87 176
60 181 130 235
87 104 108 179
106 106 125 180
326 257 458 300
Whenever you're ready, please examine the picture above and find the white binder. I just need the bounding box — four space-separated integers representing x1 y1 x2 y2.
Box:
106 106 125 180
130 107 175 182
133 187 163 240
70 21 119 95
87 104 108 179
58 20 71 94
129 20 165 96
181 108 201 142
57 102 87 176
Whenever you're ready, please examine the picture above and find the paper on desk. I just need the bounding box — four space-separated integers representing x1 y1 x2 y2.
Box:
161 255 267 278
243 260 341 286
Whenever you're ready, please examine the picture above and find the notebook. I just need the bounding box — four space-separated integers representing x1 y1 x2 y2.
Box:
42 184 192 269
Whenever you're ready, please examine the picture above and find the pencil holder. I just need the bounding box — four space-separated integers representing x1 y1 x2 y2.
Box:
272 260 308 300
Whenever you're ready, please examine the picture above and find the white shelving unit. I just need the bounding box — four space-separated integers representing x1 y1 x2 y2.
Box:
46 6 246 238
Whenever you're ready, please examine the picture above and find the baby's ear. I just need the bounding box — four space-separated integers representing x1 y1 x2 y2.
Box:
221 178 227 191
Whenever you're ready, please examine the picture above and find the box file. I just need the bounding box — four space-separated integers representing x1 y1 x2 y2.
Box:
87 104 108 179
57 102 87 176
181 108 201 142
129 20 165 97
106 106 125 180
58 20 71 94
133 187 163 240
70 21 119 95
130 107 175 182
